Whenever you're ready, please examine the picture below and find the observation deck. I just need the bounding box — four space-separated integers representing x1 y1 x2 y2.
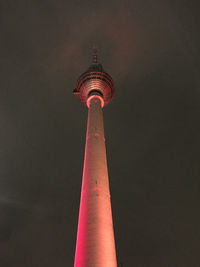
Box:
73 48 114 107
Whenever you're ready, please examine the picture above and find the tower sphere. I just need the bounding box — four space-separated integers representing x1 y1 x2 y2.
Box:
73 49 114 107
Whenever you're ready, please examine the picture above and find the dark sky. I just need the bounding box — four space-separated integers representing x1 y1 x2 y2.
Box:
0 0 200 266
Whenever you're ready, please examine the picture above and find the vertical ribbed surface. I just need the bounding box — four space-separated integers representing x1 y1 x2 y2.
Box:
74 97 117 267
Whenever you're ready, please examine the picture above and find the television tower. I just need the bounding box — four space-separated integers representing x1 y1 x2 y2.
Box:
73 47 117 267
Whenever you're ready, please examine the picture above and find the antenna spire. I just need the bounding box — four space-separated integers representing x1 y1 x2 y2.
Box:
92 45 98 64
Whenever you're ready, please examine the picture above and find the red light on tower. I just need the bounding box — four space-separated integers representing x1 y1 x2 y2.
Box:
73 48 117 267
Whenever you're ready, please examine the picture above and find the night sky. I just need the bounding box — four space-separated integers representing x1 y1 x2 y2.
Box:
0 0 200 266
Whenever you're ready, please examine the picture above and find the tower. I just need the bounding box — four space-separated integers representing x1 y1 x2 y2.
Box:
73 48 117 267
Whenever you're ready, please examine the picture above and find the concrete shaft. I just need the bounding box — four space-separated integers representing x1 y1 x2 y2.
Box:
74 96 117 267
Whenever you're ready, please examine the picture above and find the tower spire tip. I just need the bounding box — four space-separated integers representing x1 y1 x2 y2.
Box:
92 45 98 64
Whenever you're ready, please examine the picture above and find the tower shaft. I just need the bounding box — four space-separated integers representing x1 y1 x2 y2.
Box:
74 96 117 267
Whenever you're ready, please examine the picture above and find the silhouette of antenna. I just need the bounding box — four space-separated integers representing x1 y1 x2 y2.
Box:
92 45 98 64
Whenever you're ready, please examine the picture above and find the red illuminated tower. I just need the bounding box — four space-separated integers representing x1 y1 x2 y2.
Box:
73 48 117 267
